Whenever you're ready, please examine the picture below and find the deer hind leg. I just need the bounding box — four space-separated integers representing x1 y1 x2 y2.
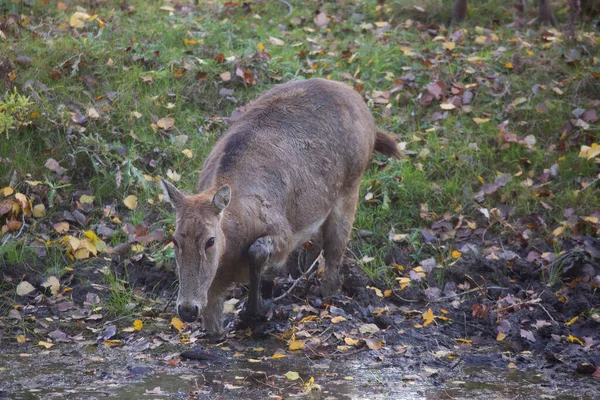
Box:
242 235 288 319
321 189 360 298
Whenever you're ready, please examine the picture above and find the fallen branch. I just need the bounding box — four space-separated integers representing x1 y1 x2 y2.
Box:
434 286 508 302
273 251 323 303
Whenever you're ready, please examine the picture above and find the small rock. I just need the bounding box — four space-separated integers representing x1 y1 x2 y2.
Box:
181 348 218 361
15 56 32 67
130 366 151 376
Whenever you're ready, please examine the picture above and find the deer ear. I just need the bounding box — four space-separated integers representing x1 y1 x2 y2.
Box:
212 185 231 211
159 179 185 209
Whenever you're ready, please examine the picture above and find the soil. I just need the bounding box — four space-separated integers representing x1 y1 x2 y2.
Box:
0 239 599 399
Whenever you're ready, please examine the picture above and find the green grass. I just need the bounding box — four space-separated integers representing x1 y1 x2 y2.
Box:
0 0 598 290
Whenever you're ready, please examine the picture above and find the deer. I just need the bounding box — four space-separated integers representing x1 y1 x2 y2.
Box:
160 78 399 333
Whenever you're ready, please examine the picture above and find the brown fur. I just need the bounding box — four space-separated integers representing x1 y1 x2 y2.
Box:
160 78 399 333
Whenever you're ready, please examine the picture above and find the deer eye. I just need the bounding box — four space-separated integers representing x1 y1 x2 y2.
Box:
205 237 215 249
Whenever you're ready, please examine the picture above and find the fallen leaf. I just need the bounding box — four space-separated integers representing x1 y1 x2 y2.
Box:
289 340 305 351
123 195 138 210
268 36 285 46
80 195 95 204
16 281 35 296
17 335 26 343
156 117 175 131
69 11 91 28
182 149 193 158
41 276 60 295
451 250 462 259
344 337 360 346
32 204 46 218
422 308 435 327
365 338 383 350
331 316 346 324
284 371 300 381
45 158 66 175
53 222 70 233
565 316 579 326
579 143 600 160
171 317 185 333
38 341 54 349
133 319 143 331
359 323 380 334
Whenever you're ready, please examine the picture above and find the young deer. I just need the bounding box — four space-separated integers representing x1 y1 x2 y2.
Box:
160 78 399 333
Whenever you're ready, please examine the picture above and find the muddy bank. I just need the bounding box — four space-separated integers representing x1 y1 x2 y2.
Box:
1 243 599 399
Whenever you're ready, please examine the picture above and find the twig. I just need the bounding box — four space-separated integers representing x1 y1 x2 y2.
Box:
163 287 178 313
536 303 557 324
434 286 508 302
273 251 323 302
275 0 293 17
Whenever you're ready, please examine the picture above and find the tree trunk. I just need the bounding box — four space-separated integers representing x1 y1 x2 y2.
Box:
537 0 557 27
567 0 581 40
514 0 526 28
452 0 468 24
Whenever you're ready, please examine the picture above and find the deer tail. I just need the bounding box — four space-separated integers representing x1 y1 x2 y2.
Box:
374 130 400 158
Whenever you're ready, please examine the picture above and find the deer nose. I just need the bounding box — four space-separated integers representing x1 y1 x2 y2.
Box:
178 303 200 322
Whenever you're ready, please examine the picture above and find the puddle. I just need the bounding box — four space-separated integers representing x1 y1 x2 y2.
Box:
1 348 597 400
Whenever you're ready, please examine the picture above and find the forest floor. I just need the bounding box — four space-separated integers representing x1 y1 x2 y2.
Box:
1 0 599 398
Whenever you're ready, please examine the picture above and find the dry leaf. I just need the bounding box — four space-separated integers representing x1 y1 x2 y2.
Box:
69 11 91 28
123 195 138 210
171 317 185 332
32 204 46 218
16 281 35 296
133 319 143 331
156 117 175 131
288 340 305 350
422 308 435 327
41 276 60 295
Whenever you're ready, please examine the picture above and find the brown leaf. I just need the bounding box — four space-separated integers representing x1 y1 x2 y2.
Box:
314 12 328 28
156 117 174 131
45 158 66 175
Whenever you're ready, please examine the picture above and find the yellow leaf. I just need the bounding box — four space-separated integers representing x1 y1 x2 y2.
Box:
565 316 579 326
397 277 410 290
422 308 435 327
383 289 392 297
568 334 584 345
443 42 456 51
271 353 286 359
74 247 90 260
257 43 265 52
455 338 472 345
17 335 26 343
440 103 456 110
284 371 300 380
247 358 262 363
344 337 360 346
496 332 506 341
69 11 91 28
584 216 599 224
80 195 95 204
552 225 565 236
472 117 490 124
171 317 185 333
183 38 197 45
2 187 14 196
41 276 60 295
288 340 305 351
25 180 42 186
365 338 383 350
123 195 138 210
366 286 383 297
156 117 175 131
166 169 181 182
182 149 193 158
508 362 516 368
133 319 143 331
451 250 462 259
505 62 513 69
32 204 46 218
579 143 600 160
104 339 122 347
299 315 318 323
84 230 100 243
38 341 54 349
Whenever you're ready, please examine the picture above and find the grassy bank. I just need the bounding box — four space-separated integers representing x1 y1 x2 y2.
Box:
1 0 599 304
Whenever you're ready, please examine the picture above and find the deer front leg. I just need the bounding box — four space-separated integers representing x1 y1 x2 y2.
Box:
241 236 285 319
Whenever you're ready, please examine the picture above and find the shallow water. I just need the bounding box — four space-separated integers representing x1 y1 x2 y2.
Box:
0 348 595 400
